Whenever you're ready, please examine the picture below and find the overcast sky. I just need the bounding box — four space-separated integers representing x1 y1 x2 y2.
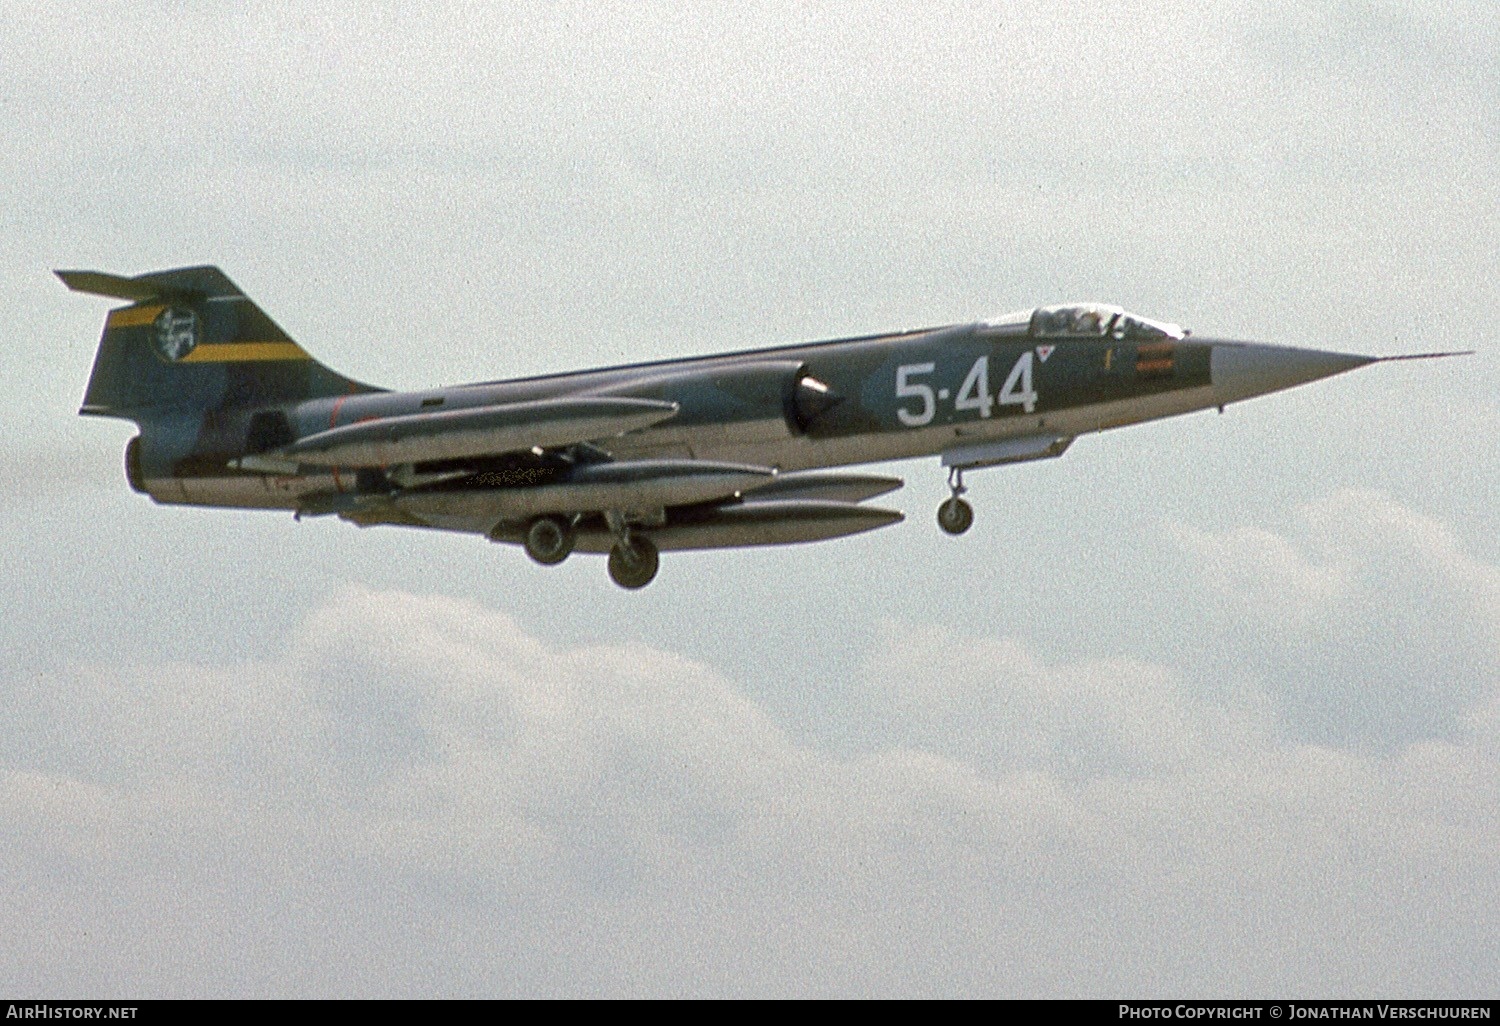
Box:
2 0 1497 997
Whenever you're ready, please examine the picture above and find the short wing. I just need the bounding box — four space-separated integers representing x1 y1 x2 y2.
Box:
278 396 679 467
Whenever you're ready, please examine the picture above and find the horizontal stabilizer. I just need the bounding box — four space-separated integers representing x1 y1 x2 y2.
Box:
282 396 679 467
57 271 169 302
56 266 245 302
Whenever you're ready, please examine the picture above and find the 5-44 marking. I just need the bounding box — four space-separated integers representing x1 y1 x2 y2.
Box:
896 352 1038 427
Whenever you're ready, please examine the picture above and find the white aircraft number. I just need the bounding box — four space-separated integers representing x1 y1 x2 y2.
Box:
895 352 1037 427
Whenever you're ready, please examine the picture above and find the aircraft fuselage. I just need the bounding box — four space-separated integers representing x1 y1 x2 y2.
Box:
67 268 1424 587
129 324 1293 514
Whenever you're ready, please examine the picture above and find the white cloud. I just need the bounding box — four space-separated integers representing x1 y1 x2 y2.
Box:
3 563 1497 996
861 623 1274 776
1168 487 1500 636
1300 490 1500 654
1165 489 1500 749
1171 520 1350 621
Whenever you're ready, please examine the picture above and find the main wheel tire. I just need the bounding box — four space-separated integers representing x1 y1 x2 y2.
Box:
607 536 660 589
524 515 575 565
937 496 974 536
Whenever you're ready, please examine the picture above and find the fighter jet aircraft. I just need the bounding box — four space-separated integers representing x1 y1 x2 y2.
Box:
61 266 1465 588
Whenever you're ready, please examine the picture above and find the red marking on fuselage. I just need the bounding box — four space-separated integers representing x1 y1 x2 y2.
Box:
329 397 349 490
325 399 384 492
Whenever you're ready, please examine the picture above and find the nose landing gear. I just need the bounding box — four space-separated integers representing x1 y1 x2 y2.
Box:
937 466 974 536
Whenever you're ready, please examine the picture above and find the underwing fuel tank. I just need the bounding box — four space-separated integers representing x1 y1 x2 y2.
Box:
394 458 778 520
739 471 902 505
490 499 905 552
280 397 680 467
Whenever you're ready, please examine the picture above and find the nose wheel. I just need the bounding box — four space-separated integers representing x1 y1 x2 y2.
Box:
938 467 974 536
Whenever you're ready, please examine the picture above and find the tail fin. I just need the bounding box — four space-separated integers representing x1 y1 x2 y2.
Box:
59 265 382 421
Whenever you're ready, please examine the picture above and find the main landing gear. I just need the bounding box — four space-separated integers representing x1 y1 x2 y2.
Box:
937 466 974 536
603 510 663 588
604 511 660 590
607 535 660 589
523 514 576 565
519 511 661 588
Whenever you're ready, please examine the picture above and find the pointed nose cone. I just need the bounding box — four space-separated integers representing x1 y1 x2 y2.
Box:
1210 343 1375 405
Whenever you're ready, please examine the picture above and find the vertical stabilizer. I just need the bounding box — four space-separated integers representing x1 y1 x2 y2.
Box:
59 266 382 421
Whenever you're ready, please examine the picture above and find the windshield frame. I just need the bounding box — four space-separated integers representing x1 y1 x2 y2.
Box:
1030 303 1124 339
1027 304 1187 341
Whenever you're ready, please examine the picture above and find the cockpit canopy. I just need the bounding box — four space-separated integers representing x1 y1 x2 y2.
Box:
982 304 1188 341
